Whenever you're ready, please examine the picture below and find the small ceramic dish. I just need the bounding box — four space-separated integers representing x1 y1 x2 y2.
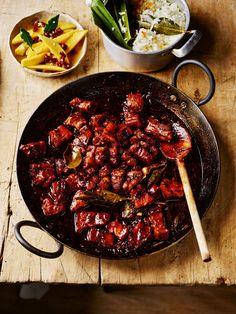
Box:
9 11 88 77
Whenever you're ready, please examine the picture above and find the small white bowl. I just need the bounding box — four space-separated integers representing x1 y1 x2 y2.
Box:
9 11 87 77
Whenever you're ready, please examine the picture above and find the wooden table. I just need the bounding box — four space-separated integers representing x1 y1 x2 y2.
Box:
0 0 235 285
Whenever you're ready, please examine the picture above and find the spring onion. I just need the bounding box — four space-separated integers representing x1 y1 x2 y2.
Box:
87 0 131 49
112 0 132 43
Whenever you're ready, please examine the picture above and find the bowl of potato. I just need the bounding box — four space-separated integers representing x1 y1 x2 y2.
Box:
9 11 88 77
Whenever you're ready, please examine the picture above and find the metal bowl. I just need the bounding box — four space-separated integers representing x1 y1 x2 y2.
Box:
101 0 202 72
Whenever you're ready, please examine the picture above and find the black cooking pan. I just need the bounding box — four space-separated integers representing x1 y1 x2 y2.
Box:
15 59 220 259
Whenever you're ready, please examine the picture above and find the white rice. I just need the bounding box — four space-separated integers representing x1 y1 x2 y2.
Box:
132 0 186 52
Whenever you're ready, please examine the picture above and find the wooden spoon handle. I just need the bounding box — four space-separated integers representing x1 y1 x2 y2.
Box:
177 160 211 262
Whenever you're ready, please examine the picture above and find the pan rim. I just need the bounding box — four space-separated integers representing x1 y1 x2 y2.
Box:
16 71 220 259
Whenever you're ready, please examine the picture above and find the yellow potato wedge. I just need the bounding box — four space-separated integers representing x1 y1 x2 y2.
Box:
25 42 40 56
32 43 48 55
12 20 76 45
21 53 46 67
54 30 77 43
12 30 32 45
32 41 43 49
33 30 76 55
12 28 43 45
26 47 31 56
63 29 76 33
27 64 65 72
58 21 76 30
15 42 28 56
65 30 88 53
38 34 69 63
27 49 37 58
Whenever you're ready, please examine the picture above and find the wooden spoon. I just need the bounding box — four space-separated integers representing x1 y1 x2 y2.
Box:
160 123 211 262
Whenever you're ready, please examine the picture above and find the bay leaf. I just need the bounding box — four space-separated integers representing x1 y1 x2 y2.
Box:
139 18 184 35
100 190 129 203
63 144 82 169
147 163 167 188
44 14 59 33
20 28 33 48
75 190 129 207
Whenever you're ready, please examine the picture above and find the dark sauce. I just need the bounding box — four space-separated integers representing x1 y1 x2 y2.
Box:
18 90 202 259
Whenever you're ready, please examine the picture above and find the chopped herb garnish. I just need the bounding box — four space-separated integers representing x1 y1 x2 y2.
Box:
44 14 59 33
20 28 33 48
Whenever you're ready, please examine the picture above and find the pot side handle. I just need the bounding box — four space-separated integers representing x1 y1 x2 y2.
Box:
172 59 215 106
14 220 64 259
171 30 202 58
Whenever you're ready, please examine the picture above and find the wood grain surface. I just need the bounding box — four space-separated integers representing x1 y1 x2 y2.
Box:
0 0 235 284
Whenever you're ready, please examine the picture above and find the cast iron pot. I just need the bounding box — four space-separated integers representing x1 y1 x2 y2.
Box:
15 59 220 259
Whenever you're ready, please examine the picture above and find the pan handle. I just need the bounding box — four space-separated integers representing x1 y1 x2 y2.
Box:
14 220 64 259
171 30 202 58
172 59 215 106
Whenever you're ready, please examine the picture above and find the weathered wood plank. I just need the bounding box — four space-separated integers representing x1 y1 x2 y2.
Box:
100 0 236 284
0 0 235 285
0 0 99 283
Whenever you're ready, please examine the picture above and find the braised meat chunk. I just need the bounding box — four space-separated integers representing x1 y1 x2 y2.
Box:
86 228 114 247
103 121 117 135
98 176 111 191
100 233 114 247
49 180 67 203
123 110 142 128
86 228 102 242
99 165 111 178
160 177 184 199
131 185 154 209
70 190 88 212
90 113 107 129
86 174 100 190
23 90 198 258
107 220 129 240
129 222 151 248
42 197 66 216
95 146 108 166
123 170 143 191
129 143 155 164
121 151 138 167
20 140 47 159
149 210 169 241
109 144 119 166
130 129 155 145
125 93 144 113
69 97 96 113
145 117 173 142
48 125 73 148
75 211 110 233
76 125 93 147
55 158 70 176
65 173 83 192
30 159 55 188
83 146 96 168
116 124 133 141
111 168 126 192
64 112 87 130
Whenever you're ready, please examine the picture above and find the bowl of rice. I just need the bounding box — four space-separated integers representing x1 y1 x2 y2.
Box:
101 0 202 72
